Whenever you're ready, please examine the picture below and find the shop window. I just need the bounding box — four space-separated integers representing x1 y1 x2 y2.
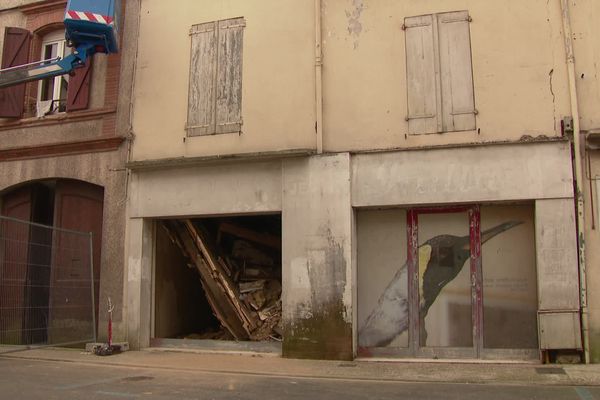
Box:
358 204 537 359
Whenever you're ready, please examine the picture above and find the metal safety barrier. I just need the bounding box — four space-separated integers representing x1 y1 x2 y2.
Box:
0 215 95 353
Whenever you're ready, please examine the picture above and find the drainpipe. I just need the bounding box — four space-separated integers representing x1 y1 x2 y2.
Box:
560 0 589 364
315 0 324 154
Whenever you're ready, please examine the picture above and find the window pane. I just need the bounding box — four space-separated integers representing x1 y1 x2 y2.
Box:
40 78 55 101
357 209 409 348
418 212 472 348
482 205 538 349
44 43 57 60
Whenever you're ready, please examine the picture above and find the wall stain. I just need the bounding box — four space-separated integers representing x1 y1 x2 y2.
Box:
283 230 353 360
346 0 365 49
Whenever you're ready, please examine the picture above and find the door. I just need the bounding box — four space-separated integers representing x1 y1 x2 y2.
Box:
0 186 33 344
408 207 478 358
49 180 103 343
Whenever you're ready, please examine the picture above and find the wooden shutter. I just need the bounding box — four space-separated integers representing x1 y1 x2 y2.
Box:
187 21 217 136
405 15 439 135
0 28 31 118
66 57 93 112
50 180 104 340
438 11 476 132
215 17 244 134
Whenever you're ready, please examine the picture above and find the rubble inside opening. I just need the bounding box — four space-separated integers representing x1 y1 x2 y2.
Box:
154 215 282 343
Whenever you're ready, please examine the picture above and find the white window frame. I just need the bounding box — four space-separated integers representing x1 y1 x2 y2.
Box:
37 30 69 114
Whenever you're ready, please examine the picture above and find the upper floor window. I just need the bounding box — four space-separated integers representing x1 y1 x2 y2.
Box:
404 11 476 135
186 17 245 136
0 26 93 119
38 30 69 114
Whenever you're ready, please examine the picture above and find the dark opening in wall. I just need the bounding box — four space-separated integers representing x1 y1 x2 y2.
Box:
154 214 282 342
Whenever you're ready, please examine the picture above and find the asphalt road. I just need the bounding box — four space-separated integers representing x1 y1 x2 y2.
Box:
0 357 599 400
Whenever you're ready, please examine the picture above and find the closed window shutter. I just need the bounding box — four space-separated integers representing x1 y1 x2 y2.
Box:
405 15 439 135
187 21 217 136
215 17 244 134
0 27 31 118
438 11 476 132
66 57 93 111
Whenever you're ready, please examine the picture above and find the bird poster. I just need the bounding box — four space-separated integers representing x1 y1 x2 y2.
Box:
357 205 538 351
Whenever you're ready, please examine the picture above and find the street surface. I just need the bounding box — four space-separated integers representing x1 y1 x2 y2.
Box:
0 356 599 400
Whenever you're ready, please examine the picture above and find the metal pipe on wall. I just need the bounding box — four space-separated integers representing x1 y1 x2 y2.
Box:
315 0 324 154
560 0 590 364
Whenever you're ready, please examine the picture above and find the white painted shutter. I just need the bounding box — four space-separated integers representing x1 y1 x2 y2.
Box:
437 11 476 132
405 14 439 135
187 21 217 136
215 17 244 134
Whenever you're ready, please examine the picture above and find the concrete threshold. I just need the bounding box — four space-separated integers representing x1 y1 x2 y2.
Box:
147 346 281 358
147 338 281 357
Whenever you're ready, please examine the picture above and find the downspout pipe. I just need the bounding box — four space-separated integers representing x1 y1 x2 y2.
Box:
315 0 324 154
560 0 590 364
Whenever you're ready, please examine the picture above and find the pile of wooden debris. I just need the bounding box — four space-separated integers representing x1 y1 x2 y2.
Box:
162 219 282 341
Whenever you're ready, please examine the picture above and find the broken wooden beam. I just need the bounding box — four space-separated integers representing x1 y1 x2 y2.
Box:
218 222 281 250
164 221 253 340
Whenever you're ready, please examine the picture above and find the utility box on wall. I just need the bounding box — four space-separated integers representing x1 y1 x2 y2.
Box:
538 311 582 350
535 199 582 351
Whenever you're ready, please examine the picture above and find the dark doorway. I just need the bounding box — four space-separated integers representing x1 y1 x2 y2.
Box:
154 214 282 344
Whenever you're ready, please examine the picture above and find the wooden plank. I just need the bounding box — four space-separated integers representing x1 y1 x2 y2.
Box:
218 221 280 249
183 220 259 333
187 21 217 136
165 221 250 340
215 17 244 134
437 11 476 132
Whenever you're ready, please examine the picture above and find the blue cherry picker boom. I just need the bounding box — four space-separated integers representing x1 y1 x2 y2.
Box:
0 0 120 89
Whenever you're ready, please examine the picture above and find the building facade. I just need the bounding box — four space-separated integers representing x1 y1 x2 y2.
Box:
123 0 600 362
0 0 133 344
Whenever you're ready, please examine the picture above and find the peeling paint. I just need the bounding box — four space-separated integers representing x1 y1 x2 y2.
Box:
345 0 365 49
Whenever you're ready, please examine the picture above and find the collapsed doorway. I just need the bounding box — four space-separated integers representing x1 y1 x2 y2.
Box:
153 214 282 344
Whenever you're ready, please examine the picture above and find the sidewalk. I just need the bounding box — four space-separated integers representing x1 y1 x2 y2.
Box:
1 347 600 387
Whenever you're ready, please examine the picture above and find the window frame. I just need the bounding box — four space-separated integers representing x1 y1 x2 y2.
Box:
37 30 70 115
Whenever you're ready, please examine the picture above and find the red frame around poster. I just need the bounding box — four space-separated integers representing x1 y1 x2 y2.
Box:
406 205 482 356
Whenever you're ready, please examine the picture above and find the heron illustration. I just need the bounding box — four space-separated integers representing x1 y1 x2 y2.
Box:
359 220 522 348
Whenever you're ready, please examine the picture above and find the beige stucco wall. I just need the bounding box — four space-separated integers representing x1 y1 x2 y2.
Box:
322 0 574 152
131 0 600 161
570 1 600 131
133 0 600 161
130 0 317 161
